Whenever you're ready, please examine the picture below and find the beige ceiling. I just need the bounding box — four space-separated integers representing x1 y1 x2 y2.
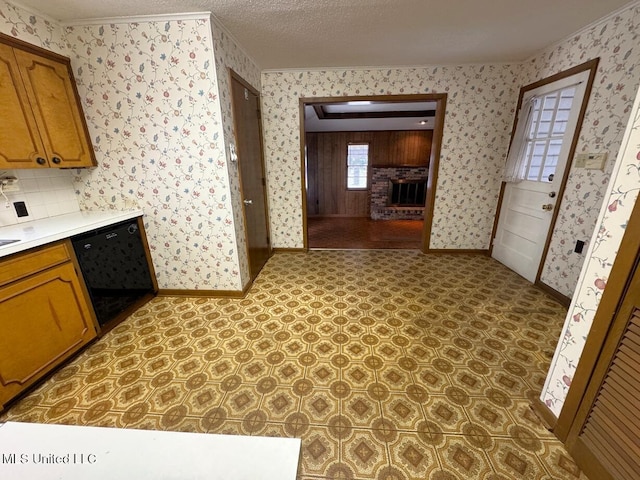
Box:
13 0 635 69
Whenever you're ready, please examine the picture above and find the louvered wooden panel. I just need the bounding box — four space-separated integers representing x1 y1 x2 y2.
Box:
579 308 640 480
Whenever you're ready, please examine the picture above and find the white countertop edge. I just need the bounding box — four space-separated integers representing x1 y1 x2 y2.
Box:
0 422 302 480
0 210 144 258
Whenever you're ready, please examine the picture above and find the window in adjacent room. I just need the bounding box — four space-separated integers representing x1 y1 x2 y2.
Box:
346 143 369 190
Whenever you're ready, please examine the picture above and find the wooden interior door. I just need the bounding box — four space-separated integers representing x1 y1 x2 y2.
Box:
230 71 271 281
565 232 640 479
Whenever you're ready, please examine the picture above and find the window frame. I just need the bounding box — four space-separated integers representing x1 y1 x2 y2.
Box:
503 67 591 184
346 142 370 191
522 85 577 182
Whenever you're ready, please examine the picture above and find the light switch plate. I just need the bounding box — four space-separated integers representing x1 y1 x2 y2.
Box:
575 153 607 170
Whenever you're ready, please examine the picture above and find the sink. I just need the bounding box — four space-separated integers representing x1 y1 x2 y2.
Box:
0 239 20 247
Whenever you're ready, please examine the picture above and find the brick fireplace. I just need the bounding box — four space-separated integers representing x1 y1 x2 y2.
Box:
370 167 428 220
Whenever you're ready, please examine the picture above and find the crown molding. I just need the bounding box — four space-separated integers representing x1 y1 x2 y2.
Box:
8 0 61 24
60 11 212 27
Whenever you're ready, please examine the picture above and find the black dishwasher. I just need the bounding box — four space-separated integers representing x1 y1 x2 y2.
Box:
71 219 154 326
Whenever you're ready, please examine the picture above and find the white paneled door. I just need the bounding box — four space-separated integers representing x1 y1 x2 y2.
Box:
492 70 590 282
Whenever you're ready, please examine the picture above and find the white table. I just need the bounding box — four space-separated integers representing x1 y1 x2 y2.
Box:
0 422 301 480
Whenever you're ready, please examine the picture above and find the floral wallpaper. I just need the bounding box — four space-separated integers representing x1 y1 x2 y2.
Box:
542 78 640 417
0 0 67 55
522 4 640 298
261 65 521 249
66 17 246 291
1 1 253 291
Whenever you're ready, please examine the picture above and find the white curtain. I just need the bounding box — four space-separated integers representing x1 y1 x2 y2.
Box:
503 99 534 183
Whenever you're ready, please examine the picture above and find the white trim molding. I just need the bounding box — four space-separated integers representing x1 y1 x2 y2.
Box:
61 11 212 27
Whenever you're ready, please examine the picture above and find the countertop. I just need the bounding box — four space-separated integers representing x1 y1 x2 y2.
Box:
0 210 144 258
0 421 301 480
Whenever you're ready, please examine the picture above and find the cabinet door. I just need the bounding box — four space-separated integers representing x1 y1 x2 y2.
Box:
14 49 96 168
0 43 48 169
0 262 97 406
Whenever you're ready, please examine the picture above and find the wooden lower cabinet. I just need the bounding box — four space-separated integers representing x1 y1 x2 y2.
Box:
0 250 97 409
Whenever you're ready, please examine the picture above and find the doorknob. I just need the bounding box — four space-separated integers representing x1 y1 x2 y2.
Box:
243 199 253 205
542 204 554 211
549 191 556 198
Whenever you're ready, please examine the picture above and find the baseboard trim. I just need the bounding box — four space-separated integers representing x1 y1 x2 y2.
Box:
535 281 571 307
531 397 558 433
273 248 307 253
158 288 247 298
424 249 490 255
308 214 370 218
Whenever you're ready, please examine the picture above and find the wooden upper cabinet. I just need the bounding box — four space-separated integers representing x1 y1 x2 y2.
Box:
0 43 47 168
0 35 96 169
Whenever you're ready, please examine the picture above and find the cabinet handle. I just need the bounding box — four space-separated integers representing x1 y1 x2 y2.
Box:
36 157 47 165
52 157 62 164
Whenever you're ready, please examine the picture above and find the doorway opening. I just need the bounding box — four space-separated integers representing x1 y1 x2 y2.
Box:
300 94 447 251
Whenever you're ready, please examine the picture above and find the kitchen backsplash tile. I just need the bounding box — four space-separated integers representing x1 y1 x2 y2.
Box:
0 169 80 226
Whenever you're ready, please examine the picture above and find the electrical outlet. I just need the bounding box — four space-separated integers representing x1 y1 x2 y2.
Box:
0 176 19 192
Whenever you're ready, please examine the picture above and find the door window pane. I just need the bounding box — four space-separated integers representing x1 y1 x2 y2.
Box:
521 86 576 182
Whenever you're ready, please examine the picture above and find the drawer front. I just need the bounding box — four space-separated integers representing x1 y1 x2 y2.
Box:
0 242 70 286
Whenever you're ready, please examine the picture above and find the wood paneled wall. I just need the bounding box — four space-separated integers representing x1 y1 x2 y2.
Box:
306 131 432 216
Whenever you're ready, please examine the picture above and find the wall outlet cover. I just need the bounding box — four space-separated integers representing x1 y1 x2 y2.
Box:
14 201 28 218
0 176 19 192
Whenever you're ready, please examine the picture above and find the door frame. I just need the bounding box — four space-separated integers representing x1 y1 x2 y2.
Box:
229 69 272 282
299 93 447 252
489 58 599 304
553 196 640 443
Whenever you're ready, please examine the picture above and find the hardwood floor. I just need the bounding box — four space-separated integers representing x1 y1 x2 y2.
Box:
307 216 423 249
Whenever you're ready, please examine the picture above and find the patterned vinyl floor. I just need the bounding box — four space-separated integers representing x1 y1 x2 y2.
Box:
1 251 587 479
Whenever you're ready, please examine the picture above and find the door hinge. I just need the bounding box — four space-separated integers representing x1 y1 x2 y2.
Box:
262 177 266 186
266 236 270 245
